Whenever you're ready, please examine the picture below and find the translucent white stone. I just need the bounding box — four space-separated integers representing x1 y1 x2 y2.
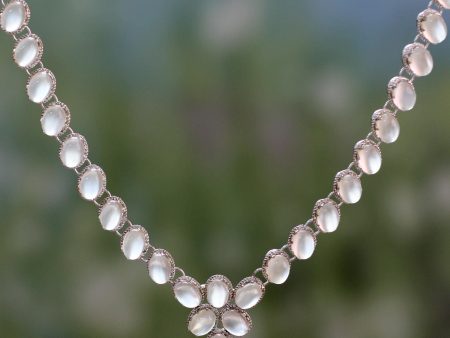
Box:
354 140 382 175
372 109 400 144
222 309 251 337
289 226 316 260
403 43 433 77
438 0 450 9
27 69 55 104
147 250 174 285
121 226 148 260
335 170 362 204
78 165 106 201
388 77 416 111
59 134 87 168
234 278 264 310
99 198 125 231
41 104 69 137
314 199 340 233
263 250 290 285
173 277 203 308
0 1 29 33
14 35 42 68
418 10 447 44
188 307 216 337
208 332 228 338
206 276 231 308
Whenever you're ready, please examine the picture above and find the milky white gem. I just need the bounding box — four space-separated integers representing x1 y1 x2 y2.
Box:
121 226 148 260
403 43 433 77
0 0 29 33
208 332 229 338
14 35 42 68
222 309 251 337
314 199 340 233
147 250 174 285
289 226 316 260
99 198 126 231
173 277 202 308
234 278 264 310
27 69 55 104
263 250 290 285
59 134 88 168
334 170 362 204
418 10 447 44
41 104 69 137
206 276 231 308
372 109 400 144
188 307 216 337
388 77 416 112
78 165 106 201
438 0 450 9
354 140 382 175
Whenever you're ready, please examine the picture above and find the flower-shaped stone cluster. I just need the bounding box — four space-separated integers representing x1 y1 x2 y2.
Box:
172 274 267 337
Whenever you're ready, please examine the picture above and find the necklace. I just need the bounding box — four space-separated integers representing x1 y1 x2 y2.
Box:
1 0 449 337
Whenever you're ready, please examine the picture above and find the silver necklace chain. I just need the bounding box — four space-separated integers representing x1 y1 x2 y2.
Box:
1 1 447 337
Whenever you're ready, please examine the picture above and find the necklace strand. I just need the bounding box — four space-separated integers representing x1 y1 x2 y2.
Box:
1 1 448 337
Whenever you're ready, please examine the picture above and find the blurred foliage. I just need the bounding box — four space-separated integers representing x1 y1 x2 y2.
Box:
0 1 449 338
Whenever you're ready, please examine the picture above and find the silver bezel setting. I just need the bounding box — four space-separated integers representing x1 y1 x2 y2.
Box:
262 249 291 284
77 164 107 201
147 248 176 283
13 33 43 69
0 0 31 34
233 276 265 309
187 304 218 335
353 139 382 174
59 132 89 169
207 329 231 338
172 275 204 305
120 225 150 260
312 198 341 232
387 76 415 110
98 196 127 232
26 68 57 104
220 305 253 334
417 9 444 44
206 274 233 308
41 101 71 137
333 169 361 203
402 43 432 77
288 225 317 259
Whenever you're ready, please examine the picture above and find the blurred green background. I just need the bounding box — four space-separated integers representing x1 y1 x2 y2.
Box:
1 1 450 337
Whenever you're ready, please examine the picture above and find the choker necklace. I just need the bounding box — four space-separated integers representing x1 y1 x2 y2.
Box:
1 1 449 337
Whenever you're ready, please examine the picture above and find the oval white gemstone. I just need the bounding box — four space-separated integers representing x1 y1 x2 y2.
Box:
314 199 340 233
78 165 106 201
207 279 230 308
372 110 400 144
335 171 362 204
419 10 447 44
355 140 382 175
14 35 42 68
174 277 202 308
27 69 55 103
147 250 174 285
59 134 87 168
234 279 263 310
263 251 290 285
41 104 69 137
0 1 29 33
403 43 433 77
289 226 316 260
99 198 125 231
121 226 148 260
188 307 216 337
222 309 251 337
388 77 416 111
438 0 450 9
